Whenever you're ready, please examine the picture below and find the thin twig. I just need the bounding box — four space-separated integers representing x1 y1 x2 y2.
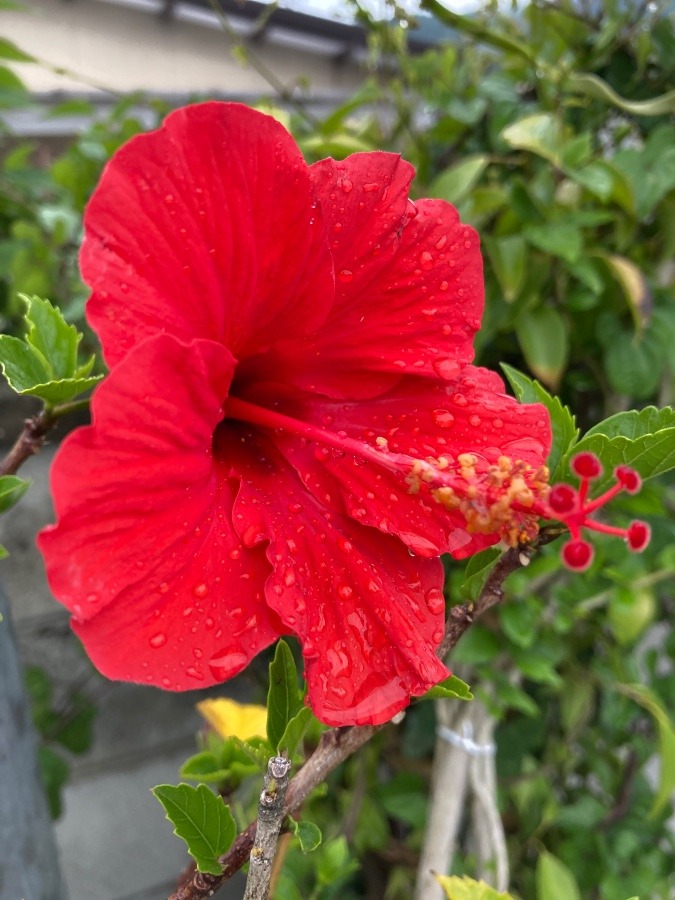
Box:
243 756 292 900
0 409 55 477
169 526 564 900
0 396 93 478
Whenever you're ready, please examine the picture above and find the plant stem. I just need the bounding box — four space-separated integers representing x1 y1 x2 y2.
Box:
243 756 292 900
0 397 92 477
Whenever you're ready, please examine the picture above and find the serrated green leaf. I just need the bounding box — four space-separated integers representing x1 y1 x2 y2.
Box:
278 706 312 756
423 674 473 701
436 874 514 899
459 547 501 602
24 295 82 378
0 334 52 390
501 364 578 479
152 783 236 874
562 407 675 492
288 818 323 852
0 475 30 513
267 639 303 751
0 296 102 404
615 683 675 816
536 851 581 900
429 155 489 205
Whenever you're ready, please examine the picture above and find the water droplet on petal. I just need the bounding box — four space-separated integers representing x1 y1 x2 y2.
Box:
186 667 204 681
469 415 481 427
158 581 169 594
432 409 455 428
451 393 468 407
363 182 379 192
425 588 446 615
85 592 99 604
337 537 353 554
341 179 353 193
493 418 504 429
432 358 461 381
229 548 241 560
193 583 208 598
338 584 353 600
149 633 167 648
208 648 248 680
242 524 264 547
283 568 296 587
420 251 434 270
338 269 353 283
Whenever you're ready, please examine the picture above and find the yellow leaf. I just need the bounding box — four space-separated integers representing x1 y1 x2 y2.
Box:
197 698 268 742
436 874 514 900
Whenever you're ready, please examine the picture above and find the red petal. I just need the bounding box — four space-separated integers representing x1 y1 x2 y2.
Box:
83 102 334 367
265 153 483 398
225 429 448 726
247 367 551 560
38 335 282 687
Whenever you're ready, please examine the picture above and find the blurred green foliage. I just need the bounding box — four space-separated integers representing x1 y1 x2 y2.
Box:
1 0 673 897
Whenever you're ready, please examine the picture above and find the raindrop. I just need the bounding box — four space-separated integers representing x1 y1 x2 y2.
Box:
149 633 167 648
183 606 194 617
493 418 504 429
432 358 460 381
419 251 434 270
432 409 455 428
451 393 468 407
338 269 353 283
363 182 379 192
338 584 353 600
209 649 247 680
229 547 241 560
242 524 263 547
85 592 99 604
193 583 208 598
469 415 481 427
193 648 203 659
186 667 204 681
341 179 353 193
283 568 296 587
425 588 446 615
158 581 169 594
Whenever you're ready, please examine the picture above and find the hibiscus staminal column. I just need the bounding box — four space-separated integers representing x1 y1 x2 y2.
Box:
226 397 550 548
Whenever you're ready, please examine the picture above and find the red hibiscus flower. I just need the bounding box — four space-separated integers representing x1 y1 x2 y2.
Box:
38 103 552 726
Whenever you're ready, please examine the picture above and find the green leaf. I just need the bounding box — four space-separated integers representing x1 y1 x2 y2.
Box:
436 874 514 899
180 751 232 784
604 329 665 399
562 407 675 492
0 475 29 513
501 364 578 480
288 818 323 853
0 296 102 404
536 851 581 900
229 735 272 771
600 255 651 330
565 72 675 117
615 683 675 816
0 37 34 63
278 706 312 756
267 639 303 751
484 235 526 302
423 674 473 701
523 223 582 264
429 155 489 205
501 114 562 165
24 295 82 378
459 547 501 603
152 783 236 875
516 306 569 391
0 544 8 560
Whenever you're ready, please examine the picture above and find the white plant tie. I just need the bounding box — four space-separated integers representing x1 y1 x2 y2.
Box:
437 720 496 757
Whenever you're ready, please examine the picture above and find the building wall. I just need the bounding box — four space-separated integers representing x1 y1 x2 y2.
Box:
2 0 364 97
